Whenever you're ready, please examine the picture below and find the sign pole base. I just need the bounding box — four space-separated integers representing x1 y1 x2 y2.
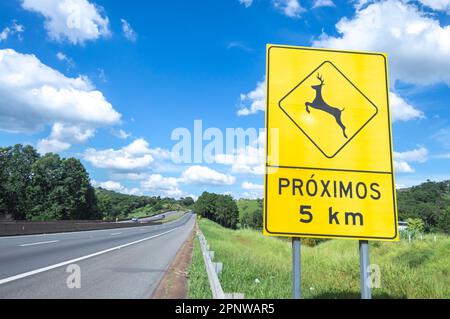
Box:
292 237 301 299
359 240 372 299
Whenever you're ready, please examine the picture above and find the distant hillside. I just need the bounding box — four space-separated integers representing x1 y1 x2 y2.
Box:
397 180 449 233
95 188 194 221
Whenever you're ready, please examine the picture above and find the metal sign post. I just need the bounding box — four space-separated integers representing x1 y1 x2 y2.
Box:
292 237 301 299
359 240 372 299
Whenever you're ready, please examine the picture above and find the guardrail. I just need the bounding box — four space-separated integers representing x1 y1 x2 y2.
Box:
197 228 244 299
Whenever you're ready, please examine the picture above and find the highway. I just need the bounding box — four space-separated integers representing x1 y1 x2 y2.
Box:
117 210 181 223
0 212 195 298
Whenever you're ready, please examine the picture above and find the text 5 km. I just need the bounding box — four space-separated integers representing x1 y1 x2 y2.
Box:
299 205 364 226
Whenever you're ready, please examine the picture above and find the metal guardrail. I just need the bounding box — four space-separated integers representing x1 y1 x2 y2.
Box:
197 229 244 299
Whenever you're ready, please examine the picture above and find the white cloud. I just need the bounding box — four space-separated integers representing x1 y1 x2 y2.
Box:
417 0 450 12
242 181 264 190
215 132 265 175
394 160 415 173
239 0 253 7
21 0 110 45
237 79 266 116
37 122 94 154
180 165 236 186
140 174 185 198
390 92 424 122
56 51 75 68
122 138 152 156
273 0 305 18
120 18 137 42
92 180 141 195
312 0 335 8
112 129 131 139
313 0 450 86
394 146 428 173
0 20 25 42
84 139 154 171
0 49 120 133
394 146 428 163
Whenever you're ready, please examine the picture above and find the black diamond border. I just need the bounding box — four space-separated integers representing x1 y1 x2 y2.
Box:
278 60 379 159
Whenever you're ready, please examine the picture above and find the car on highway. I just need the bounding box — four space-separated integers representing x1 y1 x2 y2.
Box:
131 218 139 222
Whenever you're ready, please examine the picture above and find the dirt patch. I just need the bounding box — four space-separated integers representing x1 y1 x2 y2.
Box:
152 225 196 299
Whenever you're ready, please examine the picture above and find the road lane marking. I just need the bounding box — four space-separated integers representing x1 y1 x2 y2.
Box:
110 232 122 236
0 225 183 286
20 240 59 247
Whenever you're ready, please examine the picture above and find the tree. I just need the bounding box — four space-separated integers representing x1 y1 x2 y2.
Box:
0 144 39 219
194 192 239 229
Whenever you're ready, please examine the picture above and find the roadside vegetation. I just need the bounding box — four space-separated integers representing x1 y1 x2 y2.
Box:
0 144 194 221
189 180 449 299
190 218 449 299
187 237 213 299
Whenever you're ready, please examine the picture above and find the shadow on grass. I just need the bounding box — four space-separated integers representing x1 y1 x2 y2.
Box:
311 291 406 299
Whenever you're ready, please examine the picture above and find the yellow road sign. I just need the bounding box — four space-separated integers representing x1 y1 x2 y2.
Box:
264 44 398 241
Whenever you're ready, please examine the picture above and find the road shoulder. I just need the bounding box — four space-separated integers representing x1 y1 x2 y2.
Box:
152 223 195 299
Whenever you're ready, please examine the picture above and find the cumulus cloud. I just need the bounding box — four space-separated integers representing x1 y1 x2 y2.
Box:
21 0 110 45
120 18 137 42
180 165 236 186
394 146 428 173
92 180 141 195
237 79 265 116
417 0 450 12
140 174 183 197
37 123 94 154
0 20 24 42
242 181 264 190
390 92 424 122
83 139 154 171
313 0 450 86
0 49 120 133
273 0 305 17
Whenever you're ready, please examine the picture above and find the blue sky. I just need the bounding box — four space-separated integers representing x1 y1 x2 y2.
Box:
1 0 450 199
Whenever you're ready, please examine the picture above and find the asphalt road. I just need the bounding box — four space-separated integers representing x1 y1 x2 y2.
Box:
117 210 182 223
0 212 195 299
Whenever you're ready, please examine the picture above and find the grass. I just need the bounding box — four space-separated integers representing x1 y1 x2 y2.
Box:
187 237 213 299
161 211 187 223
189 218 450 299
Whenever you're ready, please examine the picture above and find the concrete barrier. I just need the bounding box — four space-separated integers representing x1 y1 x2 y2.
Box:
0 219 163 237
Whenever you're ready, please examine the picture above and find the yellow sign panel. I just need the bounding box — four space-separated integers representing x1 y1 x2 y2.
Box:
264 44 398 241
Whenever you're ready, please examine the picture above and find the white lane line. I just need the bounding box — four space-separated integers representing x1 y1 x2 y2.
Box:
0 226 181 286
110 232 122 236
20 240 59 247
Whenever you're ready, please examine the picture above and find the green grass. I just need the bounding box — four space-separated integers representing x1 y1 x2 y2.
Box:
161 211 186 223
189 218 450 299
187 237 213 299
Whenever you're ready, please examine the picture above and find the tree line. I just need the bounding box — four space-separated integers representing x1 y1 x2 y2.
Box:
194 191 239 229
0 144 194 221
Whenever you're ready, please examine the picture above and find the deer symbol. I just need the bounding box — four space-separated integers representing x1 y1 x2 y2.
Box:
305 74 348 138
